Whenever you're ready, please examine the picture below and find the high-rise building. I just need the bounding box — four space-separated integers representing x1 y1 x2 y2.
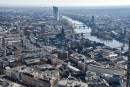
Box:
91 15 95 23
127 38 130 87
53 6 59 20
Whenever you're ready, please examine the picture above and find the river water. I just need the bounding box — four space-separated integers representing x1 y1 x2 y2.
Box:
63 16 128 51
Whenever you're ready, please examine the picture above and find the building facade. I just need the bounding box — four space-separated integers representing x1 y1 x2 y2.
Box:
53 6 59 20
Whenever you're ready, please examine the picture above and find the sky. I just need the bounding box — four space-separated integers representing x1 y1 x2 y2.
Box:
0 0 130 7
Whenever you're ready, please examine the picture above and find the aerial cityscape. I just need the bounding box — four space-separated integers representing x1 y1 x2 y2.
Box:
0 0 130 87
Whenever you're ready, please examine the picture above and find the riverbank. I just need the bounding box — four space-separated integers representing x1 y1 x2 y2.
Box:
62 16 128 51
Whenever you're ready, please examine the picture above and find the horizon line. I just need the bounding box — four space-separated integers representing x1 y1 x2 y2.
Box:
0 4 130 8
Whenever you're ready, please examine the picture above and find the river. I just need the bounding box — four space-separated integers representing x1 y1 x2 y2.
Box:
62 16 128 51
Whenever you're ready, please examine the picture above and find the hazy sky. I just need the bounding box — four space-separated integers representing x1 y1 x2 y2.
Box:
0 0 130 6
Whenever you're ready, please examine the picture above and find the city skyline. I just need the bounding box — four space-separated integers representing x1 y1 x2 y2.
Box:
0 2 129 87
0 0 130 7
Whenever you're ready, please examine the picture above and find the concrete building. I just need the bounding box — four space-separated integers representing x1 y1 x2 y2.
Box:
78 61 88 72
101 73 124 87
50 57 63 65
88 64 125 76
58 50 68 60
85 76 110 87
5 66 60 87
0 47 6 57
55 77 88 87
86 71 96 77
69 53 87 64
0 36 4 45
0 78 25 87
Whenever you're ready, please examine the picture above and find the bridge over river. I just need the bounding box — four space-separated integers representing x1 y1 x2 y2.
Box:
62 16 128 51
73 23 89 29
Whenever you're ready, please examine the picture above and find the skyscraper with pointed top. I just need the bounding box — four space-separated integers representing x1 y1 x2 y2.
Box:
91 15 95 23
61 26 65 39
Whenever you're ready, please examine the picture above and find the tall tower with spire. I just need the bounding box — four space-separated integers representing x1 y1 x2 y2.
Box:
124 26 127 36
61 26 65 39
91 15 95 23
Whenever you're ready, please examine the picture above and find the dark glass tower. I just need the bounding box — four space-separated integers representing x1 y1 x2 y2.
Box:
53 6 59 20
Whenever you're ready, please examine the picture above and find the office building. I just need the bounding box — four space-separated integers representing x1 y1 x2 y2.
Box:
53 6 59 20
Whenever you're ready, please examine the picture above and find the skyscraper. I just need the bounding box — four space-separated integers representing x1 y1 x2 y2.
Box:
53 6 59 20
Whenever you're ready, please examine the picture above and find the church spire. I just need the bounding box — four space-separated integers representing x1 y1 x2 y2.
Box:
61 26 65 39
